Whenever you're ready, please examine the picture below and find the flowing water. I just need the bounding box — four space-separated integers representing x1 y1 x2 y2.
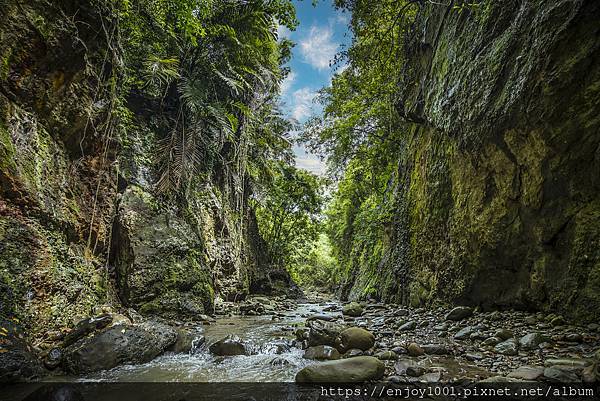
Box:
75 301 339 383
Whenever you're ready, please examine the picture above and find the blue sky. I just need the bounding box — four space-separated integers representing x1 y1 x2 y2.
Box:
278 0 351 175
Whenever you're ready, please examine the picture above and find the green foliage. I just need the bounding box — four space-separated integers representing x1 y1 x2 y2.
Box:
301 0 418 297
289 233 337 289
254 162 325 271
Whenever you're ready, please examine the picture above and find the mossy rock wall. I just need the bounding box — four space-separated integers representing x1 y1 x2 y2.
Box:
351 0 600 321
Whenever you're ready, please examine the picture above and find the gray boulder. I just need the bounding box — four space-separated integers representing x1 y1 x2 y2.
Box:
445 306 473 321
303 345 340 360
63 321 177 374
307 319 345 347
209 336 247 356
337 327 375 352
295 356 385 383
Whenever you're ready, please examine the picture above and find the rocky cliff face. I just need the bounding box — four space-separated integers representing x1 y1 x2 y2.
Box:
0 0 293 352
364 0 600 321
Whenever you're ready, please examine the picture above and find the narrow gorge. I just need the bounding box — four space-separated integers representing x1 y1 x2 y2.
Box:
1 0 599 397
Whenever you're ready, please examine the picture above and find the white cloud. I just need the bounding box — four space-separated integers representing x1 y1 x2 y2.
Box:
299 25 338 71
280 71 296 97
296 155 326 175
291 87 317 121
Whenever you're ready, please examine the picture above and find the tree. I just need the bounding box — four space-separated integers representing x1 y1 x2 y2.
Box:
254 162 324 270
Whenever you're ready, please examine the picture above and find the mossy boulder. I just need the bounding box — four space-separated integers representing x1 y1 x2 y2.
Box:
295 356 385 383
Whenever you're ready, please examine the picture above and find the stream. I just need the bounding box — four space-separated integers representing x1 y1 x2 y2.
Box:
72 301 337 383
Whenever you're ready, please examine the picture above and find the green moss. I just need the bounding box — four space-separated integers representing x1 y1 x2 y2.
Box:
0 121 16 172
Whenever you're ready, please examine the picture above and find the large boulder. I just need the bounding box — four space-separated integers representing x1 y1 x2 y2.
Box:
342 302 363 317
113 186 214 320
307 319 346 347
209 336 247 356
445 307 473 321
295 356 385 383
519 333 549 350
63 321 177 374
337 327 375 352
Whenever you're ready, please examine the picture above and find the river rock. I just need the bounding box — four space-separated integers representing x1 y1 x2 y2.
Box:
295 356 385 383
209 336 247 356
342 302 363 317
169 328 204 353
307 319 345 347
445 306 473 321
494 339 518 356
62 314 113 347
543 366 580 382
337 327 375 352
63 321 177 374
494 329 513 341
481 336 501 346
406 366 426 377
375 351 398 360
304 345 340 360
407 343 425 357
507 366 545 381
519 333 548 350
454 326 473 340
421 344 450 355
398 321 416 331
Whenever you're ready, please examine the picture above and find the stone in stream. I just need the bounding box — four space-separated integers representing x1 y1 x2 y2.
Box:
494 339 518 356
209 336 247 356
344 349 364 358
407 343 424 357
445 306 473 321
507 366 545 381
406 366 426 377
564 333 583 342
454 326 473 340
398 321 416 331
421 344 450 355
342 302 363 317
169 328 204 354
374 350 398 360
62 314 113 347
481 336 502 346
295 356 385 383
306 314 335 322
543 366 580 382
303 345 340 360
337 327 375 352
63 321 177 374
494 329 513 341
307 319 345 347
519 332 549 350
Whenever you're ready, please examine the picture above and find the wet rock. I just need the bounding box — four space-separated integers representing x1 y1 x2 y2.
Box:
0 319 44 382
394 309 409 317
267 340 291 354
63 321 177 374
342 302 363 317
465 352 483 361
295 356 385 383
169 329 204 354
421 344 450 355
454 326 473 340
62 314 113 347
494 329 513 341
270 357 290 366
307 319 345 347
43 348 63 370
507 366 544 381
494 339 518 356
564 333 583 342
304 345 340 360
445 307 473 321
337 327 375 352
481 336 501 346
344 349 364 358
544 358 590 367
519 333 548 350
398 321 416 331
406 366 426 377
209 336 247 356
307 314 335 322
543 366 580 382
407 343 424 357
295 328 309 341
375 351 398 360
